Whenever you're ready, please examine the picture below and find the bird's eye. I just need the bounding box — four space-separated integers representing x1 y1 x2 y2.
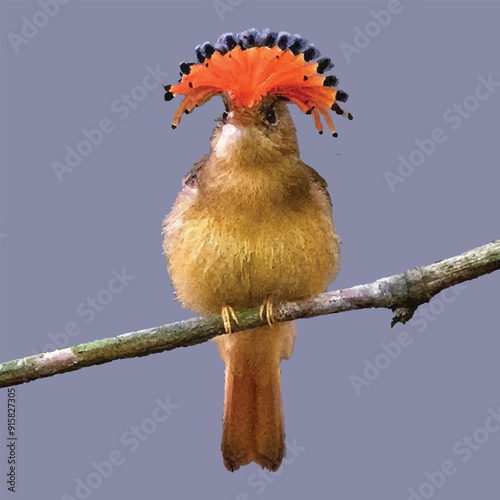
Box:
264 107 277 126
216 111 229 124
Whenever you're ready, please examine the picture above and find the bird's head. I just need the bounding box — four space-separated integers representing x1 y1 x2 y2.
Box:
208 95 300 161
164 29 352 161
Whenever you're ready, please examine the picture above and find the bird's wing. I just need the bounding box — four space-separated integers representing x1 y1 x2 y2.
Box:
182 154 210 189
162 155 209 240
301 162 333 213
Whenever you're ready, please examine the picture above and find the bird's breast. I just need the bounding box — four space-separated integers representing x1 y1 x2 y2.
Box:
164 184 340 315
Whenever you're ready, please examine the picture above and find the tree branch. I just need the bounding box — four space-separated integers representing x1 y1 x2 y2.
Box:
1 240 499 389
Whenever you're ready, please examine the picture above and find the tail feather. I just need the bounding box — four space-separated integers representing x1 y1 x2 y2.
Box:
254 357 286 471
213 322 297 471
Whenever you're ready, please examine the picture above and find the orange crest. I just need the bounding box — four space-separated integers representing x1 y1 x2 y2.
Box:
164 29 352 136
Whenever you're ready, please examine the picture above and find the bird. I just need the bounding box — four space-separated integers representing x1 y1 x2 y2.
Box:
162 28 352 472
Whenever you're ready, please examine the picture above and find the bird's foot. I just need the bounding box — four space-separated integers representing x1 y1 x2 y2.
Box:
259 297 275 327
221 306 239 334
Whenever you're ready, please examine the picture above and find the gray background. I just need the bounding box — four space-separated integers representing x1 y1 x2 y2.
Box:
1 1 499 499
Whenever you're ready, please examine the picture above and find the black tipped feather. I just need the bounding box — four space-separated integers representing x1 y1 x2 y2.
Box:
195 45 205 63
336 90 349 102
303 45 320 61
324 75 339 87
203 43 215 59
264 32 278 47
215 33 238 53
277 32 290 50
179 62 193 75
316 57 334 74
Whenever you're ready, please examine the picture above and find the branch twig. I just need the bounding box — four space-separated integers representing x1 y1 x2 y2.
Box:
1 240 498 389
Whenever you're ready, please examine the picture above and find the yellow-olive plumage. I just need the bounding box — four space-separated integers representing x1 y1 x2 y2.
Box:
163 100 340 471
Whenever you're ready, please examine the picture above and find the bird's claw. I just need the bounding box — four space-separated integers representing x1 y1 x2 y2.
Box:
259 298 275 327
221 306 239 334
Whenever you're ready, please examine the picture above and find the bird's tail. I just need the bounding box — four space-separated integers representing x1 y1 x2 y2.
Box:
213 321 297 472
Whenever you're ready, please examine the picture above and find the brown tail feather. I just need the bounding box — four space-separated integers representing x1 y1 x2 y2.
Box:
213 322 297 472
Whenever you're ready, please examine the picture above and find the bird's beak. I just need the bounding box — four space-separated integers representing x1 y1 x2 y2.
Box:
213 121 247 158
231 110 253 126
